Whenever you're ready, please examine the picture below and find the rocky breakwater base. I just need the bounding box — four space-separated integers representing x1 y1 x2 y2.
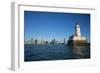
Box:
67 39 90 46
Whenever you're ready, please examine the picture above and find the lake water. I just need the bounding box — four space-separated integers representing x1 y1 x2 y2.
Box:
24 44 90 62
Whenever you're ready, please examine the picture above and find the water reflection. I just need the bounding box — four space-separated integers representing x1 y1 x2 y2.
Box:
72 46 90 59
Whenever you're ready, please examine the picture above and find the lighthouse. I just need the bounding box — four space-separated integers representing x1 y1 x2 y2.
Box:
72 23 86 40
75 23 81 37
67 23 89 46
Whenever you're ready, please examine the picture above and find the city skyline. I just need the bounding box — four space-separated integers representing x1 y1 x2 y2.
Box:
24 11 90 41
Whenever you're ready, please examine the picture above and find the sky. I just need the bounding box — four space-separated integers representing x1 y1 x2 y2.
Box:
24 11 90 41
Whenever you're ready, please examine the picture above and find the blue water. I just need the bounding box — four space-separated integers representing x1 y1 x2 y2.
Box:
24 44 90 62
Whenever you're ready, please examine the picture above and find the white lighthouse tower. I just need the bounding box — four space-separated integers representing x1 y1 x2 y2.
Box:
72 23 86 40
75 23 81 37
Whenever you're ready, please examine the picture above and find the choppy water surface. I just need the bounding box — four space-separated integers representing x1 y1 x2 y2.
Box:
24 44 90 62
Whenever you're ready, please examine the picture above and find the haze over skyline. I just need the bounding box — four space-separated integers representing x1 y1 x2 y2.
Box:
24 11 90 41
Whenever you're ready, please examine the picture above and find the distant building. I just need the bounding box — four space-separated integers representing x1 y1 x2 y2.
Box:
24 40 31 44
37 39 44 44
25 38 67 45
